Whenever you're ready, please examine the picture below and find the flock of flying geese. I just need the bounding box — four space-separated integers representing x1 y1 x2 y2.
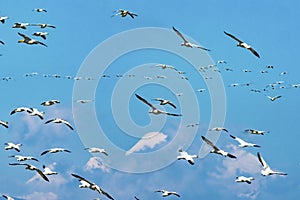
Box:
0 6 291 200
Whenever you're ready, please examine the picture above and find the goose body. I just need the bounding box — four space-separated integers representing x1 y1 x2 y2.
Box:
155 190 180 197
177 148 198 165
0 16 9 24
41 100 60 106
17 32 47 46
9 155 39 162
235 176 254 184
85 147 108 156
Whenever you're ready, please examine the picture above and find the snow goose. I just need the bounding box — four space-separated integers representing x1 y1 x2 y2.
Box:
201 136 236 159
45 118 74 130
4 143 22 152
152 98 177 109
85 147 108 156
71 173 114 200
229 135 260 148
135 94 182 116
0 16 8 24
257 152 287 176
41 148 71 156
9 155 38 162
41 100 60 106
17 32 47 47
224 31 260 58
32 32 48 40
32 8 47 12
266 95 282 101
177 148 198 165
209 127 228 132
112 9 138 19
172 26 210 51
244 129 268 135
31 23 56 28
42 165 58 175
0 120 8 128
12 22 29 29
155 190 180 197
2 195 14 200
9 163 49 182
235 176 254 184
155 64 177 71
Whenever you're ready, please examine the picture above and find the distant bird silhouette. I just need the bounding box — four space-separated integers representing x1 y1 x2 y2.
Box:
112 9 138 18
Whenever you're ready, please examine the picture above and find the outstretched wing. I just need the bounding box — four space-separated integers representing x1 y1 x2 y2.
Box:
172 26 188 43
135 94 156 109
18 32 30 40
167 102 177 109
248 47 260 58
257 152 269 169
165 112 182 116
201 136 219 151
224 31 243 43
100 188 115 200
71 173 93 184
35 168 49 182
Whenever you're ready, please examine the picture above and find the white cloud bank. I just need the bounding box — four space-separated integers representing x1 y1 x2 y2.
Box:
125 132 167 155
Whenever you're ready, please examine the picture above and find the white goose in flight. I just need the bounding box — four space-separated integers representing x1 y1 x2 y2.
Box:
9 163 49 182
0 120 8 128
172 26 210 51
155 190 180 197
177 148 198 165
244 129 268 135
2 195 14 200
71 173 114 200
32 8 47 12
41 100 60 106
17 32 47 47
135 94 182 116
153 98 177 109
229 135 260 148
112 9 138 19
41 148 71 156
31 23 56 28
12 22 29 29
266 95 282 101
257 152 287 176
224 31 260 58
235 176 254 184
32 32 48 40
155 64 177 71
4 143 22 152
0 16 9 24
45 118 74 130
85 147 108 156
201 136 236 159
9 155 39 162
42 165 58 175
209 127 228 132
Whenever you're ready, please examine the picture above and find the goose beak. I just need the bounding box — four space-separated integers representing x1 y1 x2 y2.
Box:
18 40 23 43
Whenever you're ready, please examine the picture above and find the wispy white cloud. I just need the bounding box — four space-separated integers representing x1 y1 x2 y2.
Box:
19 192 58 200
125 132 167 155
84 156 111 173
238 190 260 199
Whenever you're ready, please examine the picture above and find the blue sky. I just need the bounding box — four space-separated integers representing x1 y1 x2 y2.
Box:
0 0 300 199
